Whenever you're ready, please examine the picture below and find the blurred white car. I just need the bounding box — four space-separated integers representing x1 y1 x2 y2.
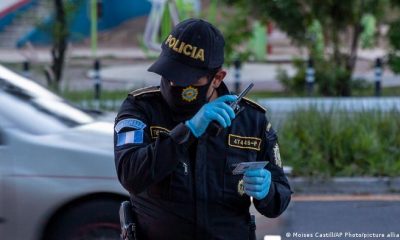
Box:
0 65 128 240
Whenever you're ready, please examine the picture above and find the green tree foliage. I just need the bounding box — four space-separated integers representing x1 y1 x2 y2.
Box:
388 1 400 75
249 21 267 61
307 19 324 60
360 14 376 49
204 2 252 66
388 24 400 73
225 0 390 96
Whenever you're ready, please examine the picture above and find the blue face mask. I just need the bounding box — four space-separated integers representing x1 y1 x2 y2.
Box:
160 77 215 118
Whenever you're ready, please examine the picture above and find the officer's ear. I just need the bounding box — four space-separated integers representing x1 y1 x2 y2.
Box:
211 69 226 88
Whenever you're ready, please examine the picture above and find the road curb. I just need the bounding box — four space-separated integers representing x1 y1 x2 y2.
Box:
289 177 400 194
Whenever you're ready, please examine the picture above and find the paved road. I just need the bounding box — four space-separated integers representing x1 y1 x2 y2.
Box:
254 195 400 240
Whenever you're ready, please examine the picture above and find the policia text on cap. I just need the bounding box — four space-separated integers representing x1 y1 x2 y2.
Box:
114 18 292 240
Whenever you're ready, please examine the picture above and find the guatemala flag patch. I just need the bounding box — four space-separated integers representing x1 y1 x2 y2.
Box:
115 118 146 146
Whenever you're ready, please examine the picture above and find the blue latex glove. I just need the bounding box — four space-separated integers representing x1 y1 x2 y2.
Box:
185 95 237 138
243 168 271 200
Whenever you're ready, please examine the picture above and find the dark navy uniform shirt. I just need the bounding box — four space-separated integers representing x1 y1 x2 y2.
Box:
114 83 292 240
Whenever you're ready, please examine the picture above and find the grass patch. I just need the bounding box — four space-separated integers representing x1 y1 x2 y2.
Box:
352 85 400 96
279 108 400 177
61 89 128 102
60 89 129 111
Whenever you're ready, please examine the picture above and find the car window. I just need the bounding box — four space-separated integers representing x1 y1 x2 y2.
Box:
0 65 59 100
0 77 94 135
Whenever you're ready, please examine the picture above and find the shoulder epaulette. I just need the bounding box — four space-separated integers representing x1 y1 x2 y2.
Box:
129 86 161 98
242 97 266 113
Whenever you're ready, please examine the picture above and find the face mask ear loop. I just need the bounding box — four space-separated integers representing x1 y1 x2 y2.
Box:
206 86 216 103
206 68 220 102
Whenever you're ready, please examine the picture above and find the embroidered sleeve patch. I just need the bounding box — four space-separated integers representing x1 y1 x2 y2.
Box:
228 134 262 151
150 126 170 139
116 130 144 146
115 118 147 133
115 118 147 146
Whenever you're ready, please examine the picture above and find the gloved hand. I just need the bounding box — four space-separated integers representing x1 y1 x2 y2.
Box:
243 168 271 200
185 95 237 138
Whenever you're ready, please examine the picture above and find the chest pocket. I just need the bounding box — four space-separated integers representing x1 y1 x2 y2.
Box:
147 125 193 202
147 160 193 202
147 125 171 199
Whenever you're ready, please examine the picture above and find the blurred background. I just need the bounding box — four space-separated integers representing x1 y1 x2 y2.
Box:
1 0 400 240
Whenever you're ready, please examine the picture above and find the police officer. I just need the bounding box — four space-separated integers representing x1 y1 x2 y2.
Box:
114 18 292 240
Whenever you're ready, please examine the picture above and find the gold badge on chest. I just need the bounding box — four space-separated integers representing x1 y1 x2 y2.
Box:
237 179 245 196
273 143 282 167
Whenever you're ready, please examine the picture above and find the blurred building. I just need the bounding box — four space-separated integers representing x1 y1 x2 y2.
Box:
0 0 151 48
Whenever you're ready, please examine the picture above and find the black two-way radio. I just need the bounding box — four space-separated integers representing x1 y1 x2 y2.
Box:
207 83 254 136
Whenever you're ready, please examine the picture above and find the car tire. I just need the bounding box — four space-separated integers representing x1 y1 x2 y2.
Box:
44 199 121 240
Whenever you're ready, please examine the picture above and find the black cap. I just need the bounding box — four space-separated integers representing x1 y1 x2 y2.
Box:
148 18 225 86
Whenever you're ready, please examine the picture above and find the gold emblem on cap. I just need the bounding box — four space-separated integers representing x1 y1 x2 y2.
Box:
238 179 245 196
182 86 198 102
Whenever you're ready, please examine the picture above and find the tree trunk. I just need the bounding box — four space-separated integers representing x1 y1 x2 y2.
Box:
50 0 68 92
343 0 364 96
347 12 362 74
331 23 340 66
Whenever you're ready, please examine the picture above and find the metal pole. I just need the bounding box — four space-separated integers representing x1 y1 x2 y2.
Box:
22 61 30 78
94 59 101 109
374 58 382 97
234 58 242 94
306 58 315 96
91 0 101 109
90 0 98 58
